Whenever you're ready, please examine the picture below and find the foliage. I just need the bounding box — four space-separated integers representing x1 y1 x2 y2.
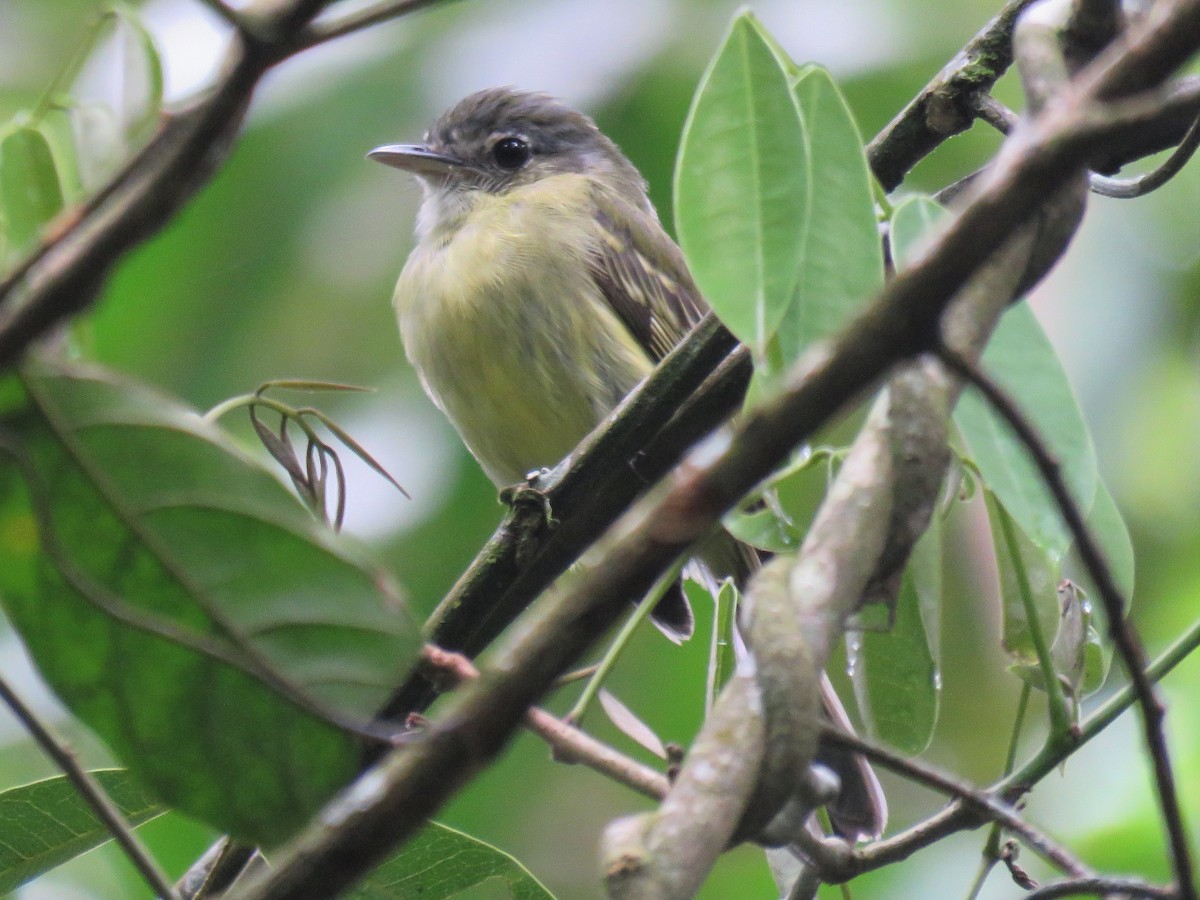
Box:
0 1 1194 898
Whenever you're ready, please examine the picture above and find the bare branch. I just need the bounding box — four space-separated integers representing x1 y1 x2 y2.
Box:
1023 876 1177 899
296 0 457 50
194 0 253 34
866 0 1040 191
422 646 670 801
176 838 257 899
970 92 1020 133
1090 108 1200 196
819 727 1090 879
831 615 1200 884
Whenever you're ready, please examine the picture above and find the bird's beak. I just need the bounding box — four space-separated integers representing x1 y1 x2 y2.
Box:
367 144 472 177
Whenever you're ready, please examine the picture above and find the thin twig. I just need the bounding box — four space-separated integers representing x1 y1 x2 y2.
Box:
422 647 670 801
1090 109 1200 196
824 613 1200 885
1005 614 1200 789
857 611 1200 885
936 346 1195 899
1022 876 1177 899
0 673 178 899
819 727 1090 878
194 0 252 33
970 92 1020 133
176 837 258 899
296 0 457 50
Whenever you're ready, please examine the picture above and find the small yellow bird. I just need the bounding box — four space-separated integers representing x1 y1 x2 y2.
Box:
371 87 883 839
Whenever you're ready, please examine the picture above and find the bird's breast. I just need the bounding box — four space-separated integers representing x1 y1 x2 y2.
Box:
393 176 651 486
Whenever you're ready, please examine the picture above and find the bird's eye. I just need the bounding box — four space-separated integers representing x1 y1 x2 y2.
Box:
492 136 531 169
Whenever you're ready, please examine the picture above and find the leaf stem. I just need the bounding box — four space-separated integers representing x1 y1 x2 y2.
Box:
566 558 686 725
995 506 1072 735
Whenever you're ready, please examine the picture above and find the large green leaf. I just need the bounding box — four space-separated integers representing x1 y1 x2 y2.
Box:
853 523 941 754
954 303 1098 559
0 769 164 894
0 358 421 846
772 67 884 367
674 11 809 358
349 821 554 899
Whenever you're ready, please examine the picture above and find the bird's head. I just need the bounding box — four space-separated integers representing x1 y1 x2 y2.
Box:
369 88 652 235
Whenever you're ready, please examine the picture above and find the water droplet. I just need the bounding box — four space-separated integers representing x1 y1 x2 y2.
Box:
845 633 862 678
932 669 943 691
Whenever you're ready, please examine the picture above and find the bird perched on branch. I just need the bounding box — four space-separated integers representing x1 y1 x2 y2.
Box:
370 86 884 841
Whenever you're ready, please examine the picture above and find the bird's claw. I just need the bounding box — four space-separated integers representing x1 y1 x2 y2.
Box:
499 467 559 527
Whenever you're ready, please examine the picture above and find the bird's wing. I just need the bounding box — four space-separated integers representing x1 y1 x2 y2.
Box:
586 184 709 362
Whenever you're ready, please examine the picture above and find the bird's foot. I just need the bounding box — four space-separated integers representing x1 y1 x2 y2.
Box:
499 467 559 528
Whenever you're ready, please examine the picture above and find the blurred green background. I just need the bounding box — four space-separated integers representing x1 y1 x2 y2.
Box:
0 1 1197 897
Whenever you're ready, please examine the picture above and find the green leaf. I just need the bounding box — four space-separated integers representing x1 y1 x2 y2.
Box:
723 450 828 552
0 770 165 894
599 688 667 759
706 578 738 709
772 67 884 367
954 302 1098 558
111 4 165 145
348 821 554 899
889 195 950 270
0 358 421 847
853 524 941 754
674 11 809 358
0 125 65 253
68 102 125 192
986 490 1062 665
1011 581 1105 712
1080 622 1106 695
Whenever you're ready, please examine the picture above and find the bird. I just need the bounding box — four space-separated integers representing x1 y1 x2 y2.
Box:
370 86 884 841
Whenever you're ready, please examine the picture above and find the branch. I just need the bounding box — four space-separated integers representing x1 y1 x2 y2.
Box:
194 0 255 35
936 347 1194 897
0 674 177 899
296 0 459 50
377 316 746 721
421 646 670 801
866 0 1040 191
1023 876 1177 899
818 727 1090 879
827 613 1200 884
176 838 257 899
1089 104 1200 196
